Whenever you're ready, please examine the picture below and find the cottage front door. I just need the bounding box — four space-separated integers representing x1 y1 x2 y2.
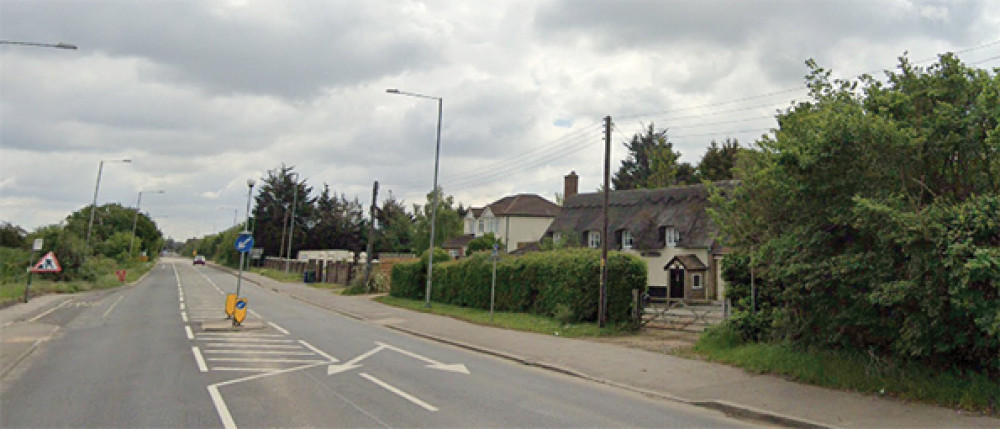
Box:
669 268 685 299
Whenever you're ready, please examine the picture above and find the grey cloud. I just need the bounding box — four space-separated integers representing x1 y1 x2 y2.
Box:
2 1 443 99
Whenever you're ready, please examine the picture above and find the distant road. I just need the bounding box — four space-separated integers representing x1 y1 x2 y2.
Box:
1 258 750 428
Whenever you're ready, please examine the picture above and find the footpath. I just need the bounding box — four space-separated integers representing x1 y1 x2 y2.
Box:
3 266 997 428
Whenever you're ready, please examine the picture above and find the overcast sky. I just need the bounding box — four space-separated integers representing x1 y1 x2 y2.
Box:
2 0 998 241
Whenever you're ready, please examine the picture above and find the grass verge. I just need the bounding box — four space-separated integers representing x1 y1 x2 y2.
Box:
680 324 999 416
251 268 305 283
0 261 157 307
374 295 632 338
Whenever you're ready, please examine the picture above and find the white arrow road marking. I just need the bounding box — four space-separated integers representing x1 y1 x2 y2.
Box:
327 344 385 375
376 341 470 375
359 372 438 412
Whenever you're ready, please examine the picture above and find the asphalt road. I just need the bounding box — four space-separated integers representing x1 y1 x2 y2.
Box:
1 259 753 428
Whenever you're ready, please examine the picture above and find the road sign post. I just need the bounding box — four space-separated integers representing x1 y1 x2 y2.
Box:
234 232 253 298
490 243 498 322
27 251 62 303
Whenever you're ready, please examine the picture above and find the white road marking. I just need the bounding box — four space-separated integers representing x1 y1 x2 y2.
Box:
192 347 208 372
207 357 327 364
181 312 188 322
194 269 226 295
180 302 185 311
299 340 339 363
207 385 237 429
205 344 302 350
102 295 124 318
185 326 195 340
27 299 72 322
360 372 438 412
203 350 316 356
249 309 261 317
198 332 286 338
211 367 284 373
268 322 290 335
197 338 295 344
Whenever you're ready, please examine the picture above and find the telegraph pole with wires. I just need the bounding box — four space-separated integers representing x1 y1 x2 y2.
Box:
363 181 379 292
600 115 612 327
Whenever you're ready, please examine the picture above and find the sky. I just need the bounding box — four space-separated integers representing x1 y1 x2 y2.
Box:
2 0 999 242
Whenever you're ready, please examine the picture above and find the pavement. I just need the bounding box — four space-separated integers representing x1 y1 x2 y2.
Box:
3 265 998 428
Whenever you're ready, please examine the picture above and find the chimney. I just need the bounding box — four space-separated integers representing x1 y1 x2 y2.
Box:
564 171 579 200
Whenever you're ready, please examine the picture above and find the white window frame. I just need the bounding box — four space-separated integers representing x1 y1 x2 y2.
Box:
692 273 703 289
665 227 680 247
588 230 601 248
621 230 633 250
478 219 485 233
553 232 562 243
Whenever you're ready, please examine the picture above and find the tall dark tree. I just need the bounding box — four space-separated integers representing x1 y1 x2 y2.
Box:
698 138 742 181
374 193 414 253
612 123 684 190
252 165 314 258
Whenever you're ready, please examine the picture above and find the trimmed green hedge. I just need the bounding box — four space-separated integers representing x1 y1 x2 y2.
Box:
390 248 647 324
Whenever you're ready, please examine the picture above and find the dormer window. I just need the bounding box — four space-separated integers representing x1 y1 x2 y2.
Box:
588 230 601 248
665 227 680 247
621 230 634 250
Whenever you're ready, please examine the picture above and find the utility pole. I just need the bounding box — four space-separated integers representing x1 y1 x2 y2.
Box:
285 174 299 275
363 181 379 292
600 115 612 327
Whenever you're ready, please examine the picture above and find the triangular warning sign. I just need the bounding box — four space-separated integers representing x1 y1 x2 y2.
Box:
31 251 62 273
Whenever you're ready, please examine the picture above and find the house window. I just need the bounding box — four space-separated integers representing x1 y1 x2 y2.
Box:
478 219 485 233
465 220 474 235
553 232 562 243
621 230 633 250
448 249 459 259
588 231 601 248
665 227 680 247
692 273 703 289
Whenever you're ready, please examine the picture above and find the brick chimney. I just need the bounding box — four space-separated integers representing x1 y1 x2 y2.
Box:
564 171 579 200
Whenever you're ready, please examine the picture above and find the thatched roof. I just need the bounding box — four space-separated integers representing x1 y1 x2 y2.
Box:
545 181 736 250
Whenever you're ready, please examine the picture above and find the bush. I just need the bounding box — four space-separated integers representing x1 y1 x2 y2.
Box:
390 247 647 324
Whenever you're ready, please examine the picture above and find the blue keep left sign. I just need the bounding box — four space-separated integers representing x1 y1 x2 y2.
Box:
235 233 254 253
235 300 247 310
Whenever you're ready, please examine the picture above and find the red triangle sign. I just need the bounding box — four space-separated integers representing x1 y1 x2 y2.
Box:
31 252 62 273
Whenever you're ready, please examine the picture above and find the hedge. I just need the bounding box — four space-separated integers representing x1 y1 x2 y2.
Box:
390 247 647 324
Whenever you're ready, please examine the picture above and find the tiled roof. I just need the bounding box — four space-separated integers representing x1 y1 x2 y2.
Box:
442 234 476 248
483 194 560 217
546 181 737 249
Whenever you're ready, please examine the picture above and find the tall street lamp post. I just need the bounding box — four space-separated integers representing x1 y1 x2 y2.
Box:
86 159 132 255
236 179 255 298
386 88 442 308
285 173 299 275
0 40 77 50
129 189 164 258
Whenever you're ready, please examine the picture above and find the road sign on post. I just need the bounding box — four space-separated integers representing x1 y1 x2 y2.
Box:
235 233 254 253
31 252 62 273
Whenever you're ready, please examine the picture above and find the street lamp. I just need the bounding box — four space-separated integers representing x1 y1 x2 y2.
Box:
236 179 255 298
386 88 443 308
129 189 165 258
85 159 132 255
285 173 299 275
0 40 78 50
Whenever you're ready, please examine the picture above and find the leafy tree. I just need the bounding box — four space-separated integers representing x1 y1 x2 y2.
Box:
411 187 463 254
0 222 27 248
697 138 742 181
711 53 1000 376
374 193 414 253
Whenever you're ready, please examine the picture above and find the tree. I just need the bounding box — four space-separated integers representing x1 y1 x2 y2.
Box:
253 165 315 257
62 203 163 258
711 53 1000 375
612 123 686 190
411 187 463 254
374 193 414 253
697 138 742 181
0 222 27 248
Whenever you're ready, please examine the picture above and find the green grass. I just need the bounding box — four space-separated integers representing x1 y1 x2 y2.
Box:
682 324 1000 416
0 261 157 306
250 268 305 283
374 295 632 338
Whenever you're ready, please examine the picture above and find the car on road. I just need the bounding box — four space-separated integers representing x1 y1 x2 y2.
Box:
193 255 206 265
